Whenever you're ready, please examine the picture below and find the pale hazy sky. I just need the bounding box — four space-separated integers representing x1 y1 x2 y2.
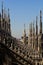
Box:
0 0 43 38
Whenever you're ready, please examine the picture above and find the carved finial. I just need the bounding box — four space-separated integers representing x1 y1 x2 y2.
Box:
40 10 42 34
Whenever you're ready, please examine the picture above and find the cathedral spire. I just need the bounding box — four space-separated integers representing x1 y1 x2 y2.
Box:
8 8 11 34
30 22 32 36
2 1 3 19
35 16 38 51
0 13 1 18
8 8 10 21
23 24 26 44
8 8 10 18
33 21 35 35
36 16 38 35
40 10 42 34
24 24 26 37
29 22 32 46
24 24 25 33
32 21 35 49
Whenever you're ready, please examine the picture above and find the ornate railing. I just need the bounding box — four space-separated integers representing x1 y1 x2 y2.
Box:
0 42 34 65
